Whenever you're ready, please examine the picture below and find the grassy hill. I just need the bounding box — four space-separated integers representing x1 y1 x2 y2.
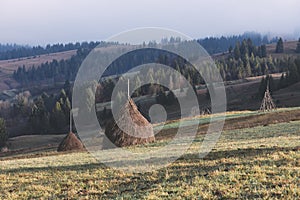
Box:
0 50 76 90
0 108 299 199
266 40 299 57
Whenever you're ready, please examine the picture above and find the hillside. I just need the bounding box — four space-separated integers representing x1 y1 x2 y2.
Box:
273 82 300 107
0 50 76 90
0 41 300 199
266 40 298 56
0 40 299 109
0 108 299 199
2 107 300 157
0 50 76 73
213 40 299 60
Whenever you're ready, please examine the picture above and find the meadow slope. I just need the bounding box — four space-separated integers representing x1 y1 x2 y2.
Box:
0 109 299 199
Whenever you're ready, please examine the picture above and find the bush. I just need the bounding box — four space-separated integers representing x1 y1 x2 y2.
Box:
0 118 8 147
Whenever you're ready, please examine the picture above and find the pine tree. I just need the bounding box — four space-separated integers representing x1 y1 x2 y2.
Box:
296 38 300 53
50 102 66 131
63 80 71 97
0 118 7 147
245 60 252 77
240 40 249 60
134 76 142 96
228 46 233 54
30 97 50 134
261 45 267 57
234 42 241 60
275 38 284 53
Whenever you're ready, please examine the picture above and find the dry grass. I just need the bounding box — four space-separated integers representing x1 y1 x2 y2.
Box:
3 108 300 157
0 110 299 199
266 40 298 55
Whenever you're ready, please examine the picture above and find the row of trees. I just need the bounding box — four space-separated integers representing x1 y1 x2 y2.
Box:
216 38 281 80
257 58 300 97
0 80 72 137
29 85 72 134
1 32 271 59
13 47 92 84
231 38 268 59
0 81 72 135
13 43 204 86
0 43 26 52
198 32 274 54
13 36 300 87
217 38 300 81
277 58 300 89
0 41 108 60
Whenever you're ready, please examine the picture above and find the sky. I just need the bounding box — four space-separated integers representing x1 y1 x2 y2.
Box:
1 0 300 45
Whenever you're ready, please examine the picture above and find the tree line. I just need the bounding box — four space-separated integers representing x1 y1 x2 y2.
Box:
13 37 300 88
29 87 72 134
197 32 275 55
0 81 72 136
215 37 300 81
13 46 96 84
0 41 102 60
0 43 27 52
257 58 300 98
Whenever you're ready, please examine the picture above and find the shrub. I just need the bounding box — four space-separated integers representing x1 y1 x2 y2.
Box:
0 118 8 147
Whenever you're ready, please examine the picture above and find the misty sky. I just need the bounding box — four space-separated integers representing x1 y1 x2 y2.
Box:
1 0 300 45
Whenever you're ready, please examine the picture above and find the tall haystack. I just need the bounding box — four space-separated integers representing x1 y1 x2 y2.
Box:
57 132 84 152
260 83 276 112
104 98 155 148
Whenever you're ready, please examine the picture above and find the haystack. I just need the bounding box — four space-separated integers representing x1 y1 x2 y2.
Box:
260 82 276 112
104 98 155 148
57 132 84 152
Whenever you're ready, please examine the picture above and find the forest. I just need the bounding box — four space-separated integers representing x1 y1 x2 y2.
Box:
1 35 300 137
12 37 300 86
0 41 103 60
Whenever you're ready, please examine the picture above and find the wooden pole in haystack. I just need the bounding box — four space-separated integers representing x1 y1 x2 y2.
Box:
260 81 276 112
69 109 73 133
127 79 130 99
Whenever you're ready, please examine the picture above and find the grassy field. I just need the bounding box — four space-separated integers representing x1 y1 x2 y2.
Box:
0 109 300 199
155 107 300 131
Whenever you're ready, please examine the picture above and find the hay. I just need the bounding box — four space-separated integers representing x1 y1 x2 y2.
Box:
57 132 84 152
104 98 155 148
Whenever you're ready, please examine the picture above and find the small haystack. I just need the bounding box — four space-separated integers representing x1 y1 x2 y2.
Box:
57 132 84 152
104 98 155 148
